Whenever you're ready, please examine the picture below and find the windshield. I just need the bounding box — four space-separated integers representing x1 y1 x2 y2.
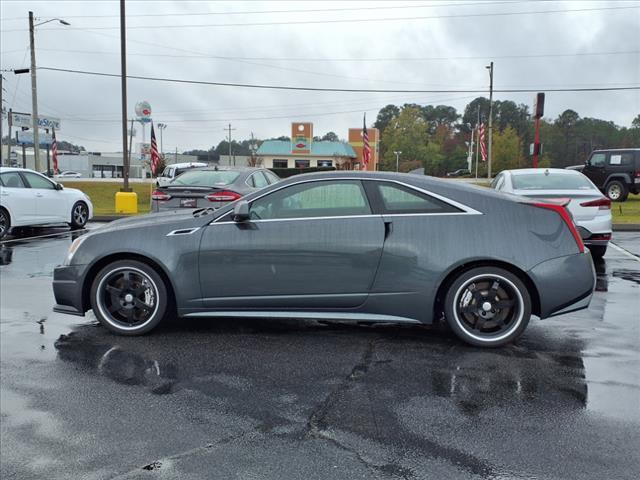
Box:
171 170 240 187
512 173 595 190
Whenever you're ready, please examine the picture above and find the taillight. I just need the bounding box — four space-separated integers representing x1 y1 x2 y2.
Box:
151 190 171 201
532 202 585 253
580 197 611 210
206 190 242 202
634 170 640 178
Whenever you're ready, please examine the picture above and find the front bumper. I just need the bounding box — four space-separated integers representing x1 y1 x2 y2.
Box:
528 251 595 319
52 264 86 316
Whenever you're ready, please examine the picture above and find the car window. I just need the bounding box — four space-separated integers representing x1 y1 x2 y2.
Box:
0 172 27 188
374 182 461 214
249 172 269 188
23 172 56 189
264 170 280 184
490 173 503 189
171 170 240 186
495 175 506 191
511 173 595 190
608 152 634 166
590 153 606 167
250 180 371 220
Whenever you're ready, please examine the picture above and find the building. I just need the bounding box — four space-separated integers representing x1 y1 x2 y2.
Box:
257 122 369 170
348 126 380 172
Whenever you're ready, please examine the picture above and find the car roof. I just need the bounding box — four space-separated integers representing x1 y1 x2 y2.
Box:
0 167 36 173
166 162 208 169
592 148 640 152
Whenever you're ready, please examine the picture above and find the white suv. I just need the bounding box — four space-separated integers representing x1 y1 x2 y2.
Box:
156 162 208 187
0 167 93 239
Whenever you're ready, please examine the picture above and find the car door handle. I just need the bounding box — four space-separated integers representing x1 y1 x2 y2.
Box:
384 221 393 239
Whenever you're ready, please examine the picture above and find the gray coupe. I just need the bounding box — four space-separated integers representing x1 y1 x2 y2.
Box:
53 171 595 347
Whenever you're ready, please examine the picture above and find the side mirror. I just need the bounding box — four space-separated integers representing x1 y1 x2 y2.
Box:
55 183 64 191
232 200 250 222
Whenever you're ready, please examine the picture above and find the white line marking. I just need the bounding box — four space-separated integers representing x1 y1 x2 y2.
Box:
0 228 87 244
609 242 640 262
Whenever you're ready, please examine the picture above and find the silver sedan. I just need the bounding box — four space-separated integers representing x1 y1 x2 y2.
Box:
492 168 612 258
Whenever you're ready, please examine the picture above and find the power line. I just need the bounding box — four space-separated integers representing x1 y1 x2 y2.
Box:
0 1 521 21
38 66 640 93
12 48 639 63
3 5 638 32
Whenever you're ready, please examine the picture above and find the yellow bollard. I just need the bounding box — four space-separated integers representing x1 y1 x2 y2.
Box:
115 191 138 214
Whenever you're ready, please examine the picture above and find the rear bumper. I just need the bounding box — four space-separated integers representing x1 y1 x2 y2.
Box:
52 265 86 316
528 251 595 319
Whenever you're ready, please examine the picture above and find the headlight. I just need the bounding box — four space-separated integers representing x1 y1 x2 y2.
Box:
65 235 89 265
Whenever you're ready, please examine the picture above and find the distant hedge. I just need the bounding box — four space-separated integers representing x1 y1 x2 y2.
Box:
267 167 337 179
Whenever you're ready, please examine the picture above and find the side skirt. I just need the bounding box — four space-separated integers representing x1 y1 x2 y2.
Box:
182 311 422 324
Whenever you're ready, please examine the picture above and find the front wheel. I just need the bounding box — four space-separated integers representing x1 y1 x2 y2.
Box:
0 209 10 240
444 267 531 347
70 202 89 229
90 260 168 335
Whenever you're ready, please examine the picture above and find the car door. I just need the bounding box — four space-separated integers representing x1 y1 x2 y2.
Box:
21 172 68 223
198 179 386 309
0 171 36 225
583 152 607 188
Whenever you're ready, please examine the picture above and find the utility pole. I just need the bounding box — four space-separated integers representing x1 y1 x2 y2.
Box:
119 0 129 191
157 123 166 154
28 11 41 172
486 61 494 179
224 123 236 166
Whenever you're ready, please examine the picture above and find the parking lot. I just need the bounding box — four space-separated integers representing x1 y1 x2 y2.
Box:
1 225 639 480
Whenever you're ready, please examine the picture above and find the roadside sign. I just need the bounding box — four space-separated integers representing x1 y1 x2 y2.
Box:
17 131 53 146
10 112 62 130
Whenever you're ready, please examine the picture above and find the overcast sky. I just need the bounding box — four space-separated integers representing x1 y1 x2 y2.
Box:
1 0 639 152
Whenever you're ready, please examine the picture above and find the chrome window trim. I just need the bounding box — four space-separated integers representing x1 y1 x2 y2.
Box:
210 176 482 225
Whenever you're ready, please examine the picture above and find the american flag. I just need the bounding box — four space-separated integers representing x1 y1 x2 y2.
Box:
362 114 371 170
51 127 59 175
478 123 487 162
150 123 160 176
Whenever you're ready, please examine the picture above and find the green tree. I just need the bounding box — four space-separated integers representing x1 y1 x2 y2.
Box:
374 104 400 132
492 127 522 173
381 107 430 171
321 131 339 142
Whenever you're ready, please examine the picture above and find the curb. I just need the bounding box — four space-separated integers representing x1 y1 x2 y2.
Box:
613 224 640 232
92 215 136 222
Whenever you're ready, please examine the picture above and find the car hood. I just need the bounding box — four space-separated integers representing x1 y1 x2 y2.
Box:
95 210 207 233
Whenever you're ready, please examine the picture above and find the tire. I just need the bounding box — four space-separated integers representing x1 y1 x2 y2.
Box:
444 267 531 347
0 208 10 240
90 260 168 335
588 245 607 259
70 201 89 229
605 180 628 202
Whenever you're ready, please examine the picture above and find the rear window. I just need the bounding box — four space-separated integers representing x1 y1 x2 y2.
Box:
171 170 240 187
512 173 594 190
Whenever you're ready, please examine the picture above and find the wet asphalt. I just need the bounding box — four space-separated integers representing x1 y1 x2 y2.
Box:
1 225 639 480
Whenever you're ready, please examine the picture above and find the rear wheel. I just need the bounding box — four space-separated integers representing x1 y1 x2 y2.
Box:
0 209 10 240
444 267 531 347
588 245 607 259
605 180 628 202
70 202 89 229
90 260 168 335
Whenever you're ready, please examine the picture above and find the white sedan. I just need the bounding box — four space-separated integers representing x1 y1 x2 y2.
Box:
492 168 612 258
54 171 82 179
0 167 93 239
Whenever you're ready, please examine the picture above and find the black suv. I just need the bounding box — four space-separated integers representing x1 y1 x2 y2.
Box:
582 148 640 201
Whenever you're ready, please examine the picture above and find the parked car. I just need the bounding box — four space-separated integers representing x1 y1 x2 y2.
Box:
55 171 82 179
53 171 594 348
581 148 640 201
492 168 612 258
446 169 470 177
151 166 280 213
156 162 208 187
0 167 93 239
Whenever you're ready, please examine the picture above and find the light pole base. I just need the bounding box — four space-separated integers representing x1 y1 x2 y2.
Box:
115 191 138 214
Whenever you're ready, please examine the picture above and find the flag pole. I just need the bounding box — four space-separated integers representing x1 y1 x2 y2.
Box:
475 106 480 181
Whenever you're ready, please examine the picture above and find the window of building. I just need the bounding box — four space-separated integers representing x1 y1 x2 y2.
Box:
295 159 310 169
22 172 55 189
0 172 26 188
372 182 461 214
249 180 371 220
317 160 333 167
272 159 288 168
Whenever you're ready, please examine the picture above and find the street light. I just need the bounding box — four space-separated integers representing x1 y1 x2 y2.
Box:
28 11 70 173
393 151 402 172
